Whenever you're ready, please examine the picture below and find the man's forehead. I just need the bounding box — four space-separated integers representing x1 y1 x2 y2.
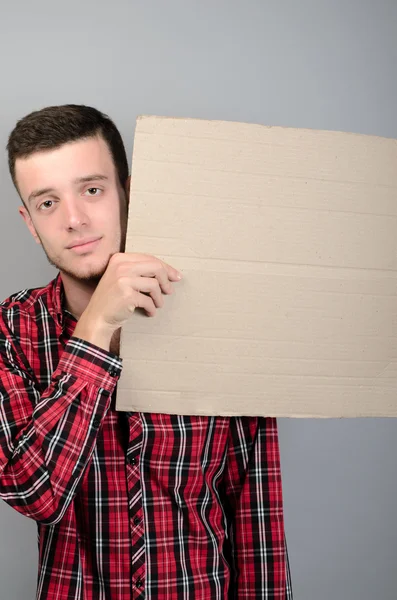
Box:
15 136 115 194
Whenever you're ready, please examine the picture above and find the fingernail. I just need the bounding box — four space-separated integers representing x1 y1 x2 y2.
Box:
177 272 183 280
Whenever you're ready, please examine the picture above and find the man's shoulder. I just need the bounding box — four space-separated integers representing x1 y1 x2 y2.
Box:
0 278 55 318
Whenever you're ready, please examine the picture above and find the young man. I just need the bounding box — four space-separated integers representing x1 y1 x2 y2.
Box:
0 105 293 599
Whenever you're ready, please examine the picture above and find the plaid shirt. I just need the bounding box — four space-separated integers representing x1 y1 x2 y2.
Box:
0 274 293 600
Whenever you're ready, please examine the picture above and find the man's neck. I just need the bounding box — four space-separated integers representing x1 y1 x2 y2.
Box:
60 271 97 320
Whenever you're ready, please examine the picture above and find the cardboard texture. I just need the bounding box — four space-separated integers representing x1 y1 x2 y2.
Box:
116 116 397 417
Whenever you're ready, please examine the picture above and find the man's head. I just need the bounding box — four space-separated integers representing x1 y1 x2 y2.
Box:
7 104 130 284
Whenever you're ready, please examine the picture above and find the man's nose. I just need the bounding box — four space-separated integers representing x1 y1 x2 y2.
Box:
62 198 89 229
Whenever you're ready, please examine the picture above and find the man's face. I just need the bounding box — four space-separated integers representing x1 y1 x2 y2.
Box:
16 135 129 283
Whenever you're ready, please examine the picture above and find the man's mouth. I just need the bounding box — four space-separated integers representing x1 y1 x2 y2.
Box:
67 237 102 251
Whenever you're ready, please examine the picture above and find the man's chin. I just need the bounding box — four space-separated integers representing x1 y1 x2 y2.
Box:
60 266 105 284
43 247 119 284
53 258 109 285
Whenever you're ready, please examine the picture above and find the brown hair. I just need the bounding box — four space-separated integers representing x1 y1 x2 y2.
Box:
7 104 129 197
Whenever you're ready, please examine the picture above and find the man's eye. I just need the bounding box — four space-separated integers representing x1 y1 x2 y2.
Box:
85 187 101 196
39 200 53 210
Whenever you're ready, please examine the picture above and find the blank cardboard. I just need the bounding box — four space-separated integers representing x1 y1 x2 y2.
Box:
116 116 397 417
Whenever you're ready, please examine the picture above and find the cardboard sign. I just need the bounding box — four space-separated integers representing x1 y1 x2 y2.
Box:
116 116 397 417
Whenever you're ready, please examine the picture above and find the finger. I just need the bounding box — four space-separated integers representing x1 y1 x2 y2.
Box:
133 277 164 308
126 255 182 283
126 262 175 294
133 291 157 317
162 261 183 282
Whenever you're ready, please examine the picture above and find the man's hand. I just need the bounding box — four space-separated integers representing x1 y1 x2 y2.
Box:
73 253 182 351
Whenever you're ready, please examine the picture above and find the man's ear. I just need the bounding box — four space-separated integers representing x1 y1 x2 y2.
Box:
18 206 41 245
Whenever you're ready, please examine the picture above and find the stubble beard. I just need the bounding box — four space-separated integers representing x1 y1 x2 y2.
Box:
40 242 114 285
38 216 127 286
33 190 129 285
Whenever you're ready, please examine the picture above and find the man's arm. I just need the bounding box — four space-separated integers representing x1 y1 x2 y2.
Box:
0 308 121 525
222 416 292 599
0 253 181 527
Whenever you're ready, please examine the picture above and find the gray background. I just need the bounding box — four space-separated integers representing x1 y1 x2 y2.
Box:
0 0 396 598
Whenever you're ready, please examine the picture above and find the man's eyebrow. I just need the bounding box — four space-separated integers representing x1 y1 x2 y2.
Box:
73 174 109 184
28 187 55 203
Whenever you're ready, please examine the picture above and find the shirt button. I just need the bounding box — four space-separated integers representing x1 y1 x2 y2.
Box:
133 516 141 526
92 416 101 428
127 455 137 465
136 578 143 588
108 367 118 377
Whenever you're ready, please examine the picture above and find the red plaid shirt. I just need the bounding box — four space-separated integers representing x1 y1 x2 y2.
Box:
0 274 292 599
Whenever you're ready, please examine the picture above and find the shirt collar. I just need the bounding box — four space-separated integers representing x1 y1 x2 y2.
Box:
49 272 66 328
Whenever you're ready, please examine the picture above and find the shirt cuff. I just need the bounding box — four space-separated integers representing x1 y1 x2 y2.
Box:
54 336 123 392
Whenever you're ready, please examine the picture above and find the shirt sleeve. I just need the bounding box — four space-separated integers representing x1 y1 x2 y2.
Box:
0 312 122 526
222 416 289 599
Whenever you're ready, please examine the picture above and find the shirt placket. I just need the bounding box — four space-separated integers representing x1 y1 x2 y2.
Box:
127 414 145 598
